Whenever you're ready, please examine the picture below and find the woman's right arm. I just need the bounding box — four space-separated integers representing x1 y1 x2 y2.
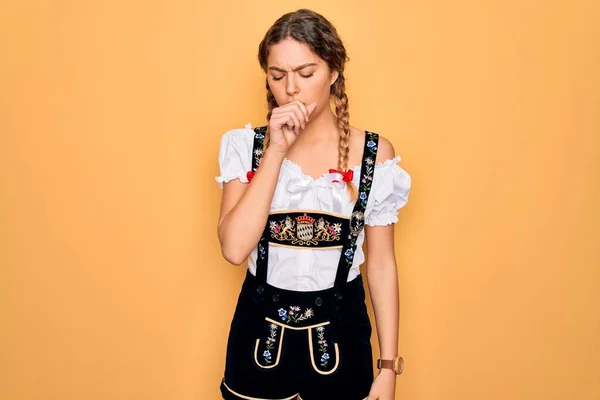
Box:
217 147 286 265
217 100 316 265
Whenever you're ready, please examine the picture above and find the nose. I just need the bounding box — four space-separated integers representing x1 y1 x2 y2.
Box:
285 74 299 96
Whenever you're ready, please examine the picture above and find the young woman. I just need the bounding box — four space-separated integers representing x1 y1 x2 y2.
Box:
216 9 411 400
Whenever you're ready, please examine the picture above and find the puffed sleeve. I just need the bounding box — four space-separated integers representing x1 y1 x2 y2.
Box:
364 156 412 226
215 123 256 188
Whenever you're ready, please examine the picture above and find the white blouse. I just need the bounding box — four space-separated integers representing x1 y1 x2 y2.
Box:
216 123 411 291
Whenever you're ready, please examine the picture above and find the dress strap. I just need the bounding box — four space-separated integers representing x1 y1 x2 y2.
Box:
332 131 380 299
251 125 266 171
251 126 269 288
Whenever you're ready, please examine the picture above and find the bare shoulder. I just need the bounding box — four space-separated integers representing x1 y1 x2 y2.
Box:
374 134 395 163
349 126 395 164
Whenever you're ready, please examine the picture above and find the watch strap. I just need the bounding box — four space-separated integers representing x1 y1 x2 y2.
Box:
377 357 404 375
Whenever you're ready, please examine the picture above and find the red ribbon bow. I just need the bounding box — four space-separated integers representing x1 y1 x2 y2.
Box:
329 168 354 183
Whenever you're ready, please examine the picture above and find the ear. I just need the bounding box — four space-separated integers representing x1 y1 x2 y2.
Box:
329 70 339 86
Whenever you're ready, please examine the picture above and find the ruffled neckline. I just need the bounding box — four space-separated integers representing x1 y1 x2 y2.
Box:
245 122 403 183
282 156 402 182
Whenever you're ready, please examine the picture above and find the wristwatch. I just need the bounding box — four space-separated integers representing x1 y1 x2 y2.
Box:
377 356 404 375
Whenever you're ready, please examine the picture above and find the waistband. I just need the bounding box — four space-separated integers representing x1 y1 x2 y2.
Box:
240 269 366 328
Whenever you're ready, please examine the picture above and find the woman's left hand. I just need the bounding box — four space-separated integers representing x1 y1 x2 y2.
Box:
365 369 397 400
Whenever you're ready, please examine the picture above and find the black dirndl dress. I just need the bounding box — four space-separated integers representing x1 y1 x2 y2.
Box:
221 127 381 400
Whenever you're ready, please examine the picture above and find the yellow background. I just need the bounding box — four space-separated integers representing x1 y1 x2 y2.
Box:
1 1 599 399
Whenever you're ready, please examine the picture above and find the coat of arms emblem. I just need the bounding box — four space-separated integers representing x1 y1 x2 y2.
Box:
295 213 315 241
269 212 341 247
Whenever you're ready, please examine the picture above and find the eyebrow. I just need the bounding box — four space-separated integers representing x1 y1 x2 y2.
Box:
268 63 318 73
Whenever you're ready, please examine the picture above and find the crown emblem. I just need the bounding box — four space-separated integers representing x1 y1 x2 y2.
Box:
296 213 315 225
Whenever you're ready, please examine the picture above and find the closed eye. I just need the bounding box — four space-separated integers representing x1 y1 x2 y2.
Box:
271 73 314 81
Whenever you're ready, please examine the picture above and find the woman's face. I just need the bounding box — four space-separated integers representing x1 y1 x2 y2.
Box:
266 38 338 113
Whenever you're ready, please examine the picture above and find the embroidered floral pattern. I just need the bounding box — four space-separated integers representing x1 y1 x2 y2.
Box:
316 326 330 367
246 127 266 183
344 132 379 267
263 323 278 364
278 306 314 323
349 211 365 238
252 126 266 169
270 214 341 246
358 134 378 201
263 350 272 363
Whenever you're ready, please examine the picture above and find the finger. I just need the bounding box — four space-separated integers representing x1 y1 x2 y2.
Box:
269 115 294 137
294 100 309 123
280 111 302 133
269 114 290 131
289 109 304 131
290 115 300 135
306 102 317 117
272 112 299 130
291 107 307 129
270 105 287 117
283 115 298 135
279 101 306 120
279 102 307 128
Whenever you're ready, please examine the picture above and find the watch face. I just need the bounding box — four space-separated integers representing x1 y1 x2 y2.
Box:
395 357 404 374
396 357 404 375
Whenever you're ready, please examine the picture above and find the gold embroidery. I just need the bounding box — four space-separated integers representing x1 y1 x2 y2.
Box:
269 213 342 246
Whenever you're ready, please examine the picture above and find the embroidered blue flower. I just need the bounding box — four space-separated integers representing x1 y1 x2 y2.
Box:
345 249 354 258
259 244 265 255
367 140 377 150
321 353 330 362
263 350 271 360
255 133 264 140
278 308 287 320
359 192 367 201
